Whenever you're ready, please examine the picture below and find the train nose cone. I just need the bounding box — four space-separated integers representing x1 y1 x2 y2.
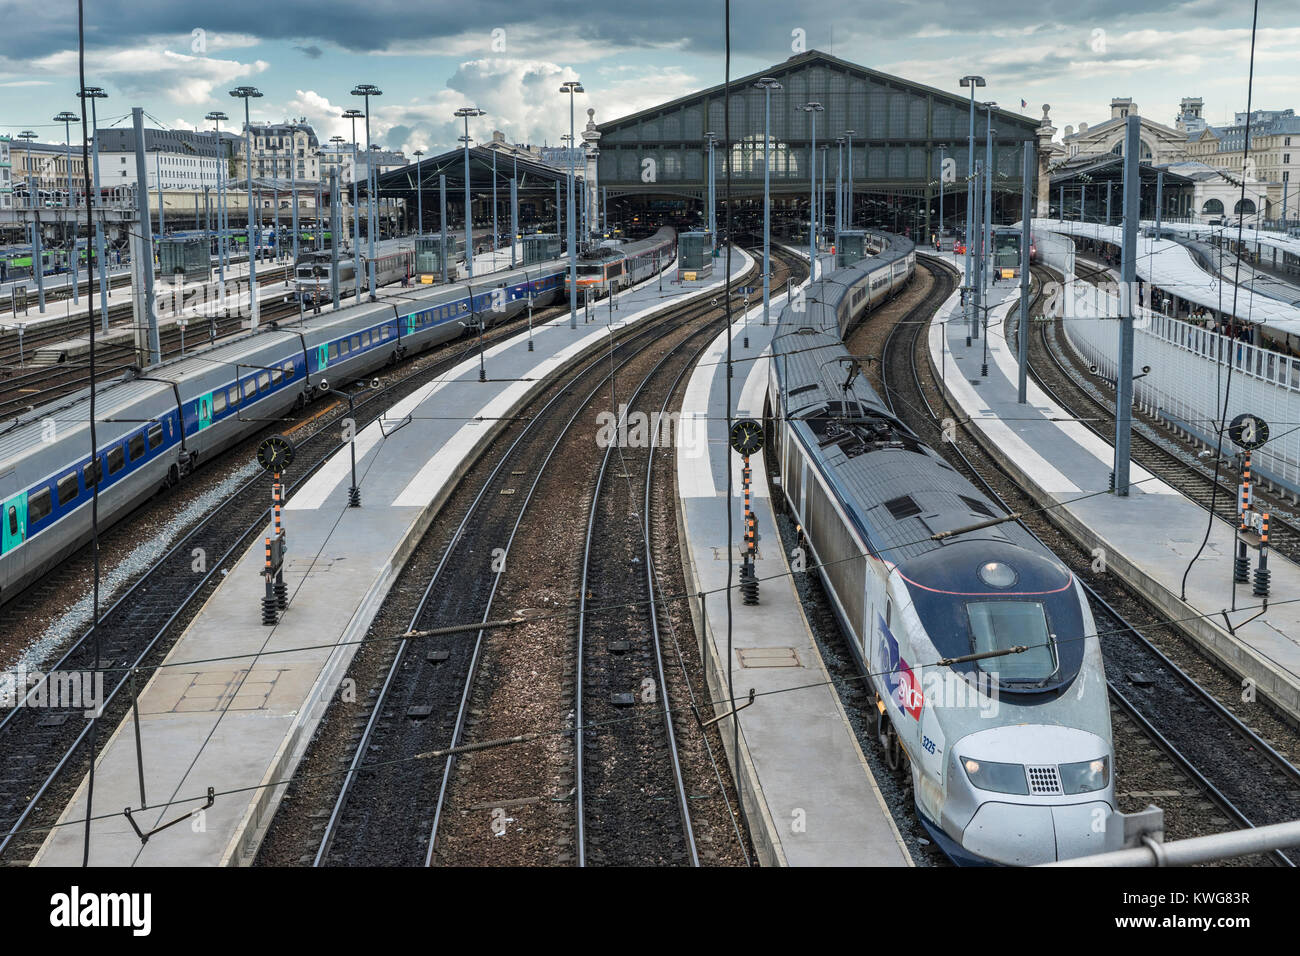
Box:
945 725 1114 865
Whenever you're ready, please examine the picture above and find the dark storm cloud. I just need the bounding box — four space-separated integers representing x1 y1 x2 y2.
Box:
0 0 1218 60
295 44 324 59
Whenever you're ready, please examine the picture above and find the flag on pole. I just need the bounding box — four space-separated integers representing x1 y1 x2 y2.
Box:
1021 98 1028 108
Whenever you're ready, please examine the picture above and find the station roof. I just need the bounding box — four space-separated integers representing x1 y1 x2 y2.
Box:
592 48 1044 199
1047 154 1196 188
368 145 575 204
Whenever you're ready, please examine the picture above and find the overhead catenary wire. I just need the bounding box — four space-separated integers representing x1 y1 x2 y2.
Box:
1181 0 1261 601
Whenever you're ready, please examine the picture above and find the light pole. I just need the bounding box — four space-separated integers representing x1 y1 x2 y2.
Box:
413 148 424 236
288 122 300 266
756 76 781 326
454 106 487 279
983 102 998 307
960 74 987 341
559 79 585 329
81 87 110 330
53 110 78 302
350 85 383 300
704 131 717 240
843 128 855 229
150 146 164 238
835 136 844 236
205 110 228 304
798 102 822 278
343 109 364 300
820 143 828 238
491 147 498 261
329 134 346 249
937 144 948 242
229 84 263 328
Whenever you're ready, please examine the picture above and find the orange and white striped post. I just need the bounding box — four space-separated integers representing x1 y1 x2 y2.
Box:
1254 512 1271 597
272 472 288 610
1235 450 1252 584
262 535 278 625
741 454 759 605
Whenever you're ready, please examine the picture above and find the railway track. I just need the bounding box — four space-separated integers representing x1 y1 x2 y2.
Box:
309 257 766 866
0 292 593 864
880 255 1300 866
0 270 297 417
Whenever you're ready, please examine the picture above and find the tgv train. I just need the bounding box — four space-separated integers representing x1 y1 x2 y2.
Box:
0 231 674 605
294 239 416 305
566 230 677 298
765 231 1113 865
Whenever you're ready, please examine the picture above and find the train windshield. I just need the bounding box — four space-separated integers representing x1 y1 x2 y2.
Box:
966 601 1057 682
993 233 1021 270
577 263 604 277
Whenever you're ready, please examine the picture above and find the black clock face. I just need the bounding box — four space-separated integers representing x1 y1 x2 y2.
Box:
257 435 296 471
729 418 764 456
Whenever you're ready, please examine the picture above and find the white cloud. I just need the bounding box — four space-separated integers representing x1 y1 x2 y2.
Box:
284 57 700 157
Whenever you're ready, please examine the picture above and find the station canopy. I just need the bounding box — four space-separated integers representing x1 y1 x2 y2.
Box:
368 146 575 206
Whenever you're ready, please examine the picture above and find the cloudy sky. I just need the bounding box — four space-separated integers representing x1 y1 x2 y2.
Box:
0 1 1293 155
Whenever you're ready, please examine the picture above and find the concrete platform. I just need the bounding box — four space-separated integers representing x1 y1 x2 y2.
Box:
927 258 1300 722
32 247 753 867
674 276 911 867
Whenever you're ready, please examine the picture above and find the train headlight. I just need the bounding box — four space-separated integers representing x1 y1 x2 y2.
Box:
961 756 1029 795
1059 757 1110 794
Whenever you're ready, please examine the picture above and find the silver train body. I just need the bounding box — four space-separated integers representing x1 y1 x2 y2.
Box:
294 240 415 305
765 234 1114 865
0 232 676 605
565 231 677 299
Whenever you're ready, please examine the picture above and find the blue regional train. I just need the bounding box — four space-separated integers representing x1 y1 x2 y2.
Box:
0 228 675 605
765 232 1114 865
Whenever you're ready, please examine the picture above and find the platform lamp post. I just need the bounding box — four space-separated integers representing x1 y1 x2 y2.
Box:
350 85 382 300
229 85 263 328
53 110 79 304
843 128 855 230
835 136 844 236
150 146 164 239
756 76 781 326
559 80 585 329
454 105 486 280
288 124 300 266
329 135 347 247
342 109 364 300
413 148 424 237
491 147 498 261
797 102 822 278
81 87 110 330
983 102 998 309
960 74 986 342
17 131 44 314
205 110 228 307
937 144 948 242
820 143 828 239
704 131 717 240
